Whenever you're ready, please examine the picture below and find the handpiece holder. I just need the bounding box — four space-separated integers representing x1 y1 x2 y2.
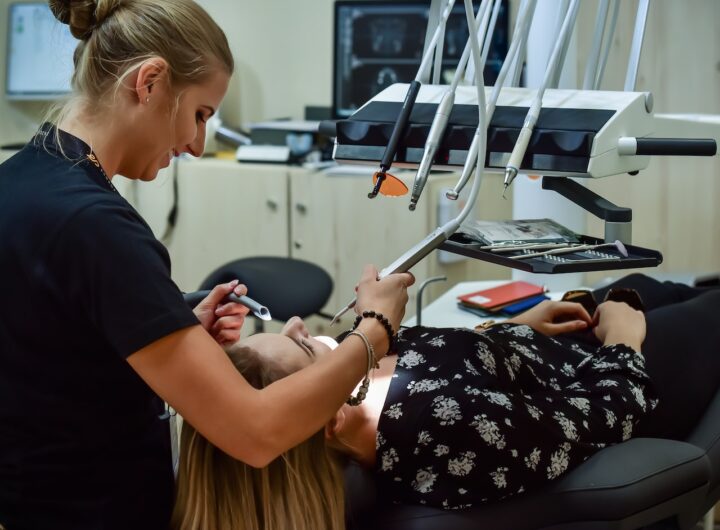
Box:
542 177 633 244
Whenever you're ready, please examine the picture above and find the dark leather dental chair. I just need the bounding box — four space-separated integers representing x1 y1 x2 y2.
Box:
346 387 720 530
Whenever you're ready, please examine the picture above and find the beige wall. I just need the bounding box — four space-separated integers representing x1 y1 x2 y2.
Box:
571 0 720 279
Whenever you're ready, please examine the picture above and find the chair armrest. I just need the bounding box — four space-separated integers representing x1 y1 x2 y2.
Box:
346 438 710 530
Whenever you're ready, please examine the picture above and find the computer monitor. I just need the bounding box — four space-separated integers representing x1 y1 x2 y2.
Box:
333 1 509 119
5 2 78 100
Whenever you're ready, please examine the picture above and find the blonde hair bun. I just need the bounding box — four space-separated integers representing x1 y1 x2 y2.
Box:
48 0 122 40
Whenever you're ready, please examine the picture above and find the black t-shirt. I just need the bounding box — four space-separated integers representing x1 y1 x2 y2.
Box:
0 126 199 529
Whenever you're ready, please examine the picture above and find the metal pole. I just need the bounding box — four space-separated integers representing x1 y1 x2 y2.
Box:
415 276 447 326
582 0 610 90
595 0 620 89
624 0 650 91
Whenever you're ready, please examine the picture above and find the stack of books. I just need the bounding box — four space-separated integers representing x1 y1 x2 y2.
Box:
457 280 548 318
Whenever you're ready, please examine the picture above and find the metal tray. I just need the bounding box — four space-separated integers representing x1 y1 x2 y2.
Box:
439 233 663 274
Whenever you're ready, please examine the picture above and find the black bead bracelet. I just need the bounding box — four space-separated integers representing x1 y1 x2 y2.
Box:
352 310 395 355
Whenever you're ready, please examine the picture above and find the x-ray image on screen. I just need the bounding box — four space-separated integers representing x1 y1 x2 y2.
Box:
333 1 509 118
6 3 79 99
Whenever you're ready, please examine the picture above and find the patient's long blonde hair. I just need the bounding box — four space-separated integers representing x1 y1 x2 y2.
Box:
171 343 346 530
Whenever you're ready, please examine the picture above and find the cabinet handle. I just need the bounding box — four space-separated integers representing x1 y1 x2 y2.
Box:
295 203 308 215
294 240 303 249
266 199 278 211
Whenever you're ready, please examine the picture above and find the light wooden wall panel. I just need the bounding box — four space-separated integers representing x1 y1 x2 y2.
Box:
572 0 720 281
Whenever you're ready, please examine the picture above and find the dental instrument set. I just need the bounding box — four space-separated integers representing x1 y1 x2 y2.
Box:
408 0 493 211
446 0 537 201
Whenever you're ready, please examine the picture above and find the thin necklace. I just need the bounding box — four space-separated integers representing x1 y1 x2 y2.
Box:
85 152 118 194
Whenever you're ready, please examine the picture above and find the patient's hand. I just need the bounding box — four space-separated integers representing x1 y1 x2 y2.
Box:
506 300 592 336
593 301 645 352
193 280 250 345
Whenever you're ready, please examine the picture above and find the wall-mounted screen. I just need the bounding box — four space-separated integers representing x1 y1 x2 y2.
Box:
6 3 78 100
333 1 509 119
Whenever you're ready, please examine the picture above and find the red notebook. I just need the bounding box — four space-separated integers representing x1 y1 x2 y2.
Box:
458 281 545 310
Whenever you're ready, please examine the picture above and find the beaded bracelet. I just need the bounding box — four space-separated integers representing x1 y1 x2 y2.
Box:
345 330 374 406
352 310 395 356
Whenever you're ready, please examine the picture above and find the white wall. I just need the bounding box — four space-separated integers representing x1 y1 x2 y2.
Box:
197 0 335 126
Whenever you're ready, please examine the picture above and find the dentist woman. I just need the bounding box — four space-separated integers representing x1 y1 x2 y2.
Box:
0 2 412 529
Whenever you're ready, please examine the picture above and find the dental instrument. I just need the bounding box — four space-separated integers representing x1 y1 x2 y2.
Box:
486 242 579 253
330 0 489 326
367 0 456 199
502 0 580 197
192 290 272 321
446 0 537 200
408 0 493 211
511 240 628 260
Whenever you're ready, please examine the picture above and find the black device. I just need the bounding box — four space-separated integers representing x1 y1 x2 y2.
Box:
332 0 509 119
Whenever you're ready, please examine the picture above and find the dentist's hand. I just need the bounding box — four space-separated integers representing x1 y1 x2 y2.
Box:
355 264 414 333
193 280 250 345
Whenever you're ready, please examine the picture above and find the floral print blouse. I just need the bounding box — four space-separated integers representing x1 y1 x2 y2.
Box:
374 324 657 509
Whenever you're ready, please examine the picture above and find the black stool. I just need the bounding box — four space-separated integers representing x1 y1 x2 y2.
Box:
199 256 333 332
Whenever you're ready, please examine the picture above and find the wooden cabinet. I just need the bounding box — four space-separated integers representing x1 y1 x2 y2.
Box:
164 159 289 292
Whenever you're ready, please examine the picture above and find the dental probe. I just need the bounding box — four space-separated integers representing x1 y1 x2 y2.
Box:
502 0 580 197
331 0 491 327
409 0 492 211
368 0 456 199
191 290 272 321
446 0 537 200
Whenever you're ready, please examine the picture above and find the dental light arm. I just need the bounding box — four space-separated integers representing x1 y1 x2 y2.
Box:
329 0 489 326
447 0 537 200
408 0 491 211
368 0 456 199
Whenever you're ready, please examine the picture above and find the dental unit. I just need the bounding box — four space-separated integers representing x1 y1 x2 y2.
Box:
328 0 718 322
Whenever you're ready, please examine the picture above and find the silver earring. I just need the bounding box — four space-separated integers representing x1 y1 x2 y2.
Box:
145 97 150 104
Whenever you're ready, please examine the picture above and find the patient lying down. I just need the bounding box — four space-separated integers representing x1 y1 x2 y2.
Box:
170 278 687 530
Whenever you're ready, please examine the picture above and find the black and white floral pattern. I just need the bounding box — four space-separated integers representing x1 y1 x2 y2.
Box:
374 324 656 509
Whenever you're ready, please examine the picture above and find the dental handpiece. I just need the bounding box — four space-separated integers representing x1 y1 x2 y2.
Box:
503 0 580 197
409 90 454 211
447 0 538 200
411 0 492 209
190 290 272 321
330 225 455 325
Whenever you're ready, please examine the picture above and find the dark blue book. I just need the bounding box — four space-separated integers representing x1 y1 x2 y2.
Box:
501 294 549 315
